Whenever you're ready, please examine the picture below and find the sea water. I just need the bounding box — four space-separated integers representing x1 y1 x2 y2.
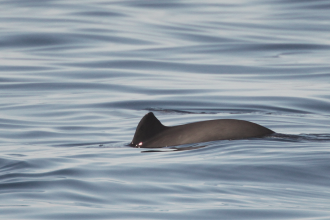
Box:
1 0 330 219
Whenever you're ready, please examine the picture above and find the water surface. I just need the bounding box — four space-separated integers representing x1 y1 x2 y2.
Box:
1 0 330 219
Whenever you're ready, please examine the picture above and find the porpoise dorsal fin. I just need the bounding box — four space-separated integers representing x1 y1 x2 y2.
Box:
131 112 167 146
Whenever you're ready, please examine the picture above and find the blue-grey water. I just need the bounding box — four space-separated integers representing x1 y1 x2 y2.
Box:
1 0 330 219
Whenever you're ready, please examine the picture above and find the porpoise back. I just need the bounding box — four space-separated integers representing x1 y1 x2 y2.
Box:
130 112 274 148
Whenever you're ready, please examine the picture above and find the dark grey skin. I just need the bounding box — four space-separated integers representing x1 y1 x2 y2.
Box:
130 112 274 148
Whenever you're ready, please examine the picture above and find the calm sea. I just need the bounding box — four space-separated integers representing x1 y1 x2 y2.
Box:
1 0 330 219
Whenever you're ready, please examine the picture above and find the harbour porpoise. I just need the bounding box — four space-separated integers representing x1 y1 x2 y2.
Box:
130 112 274 148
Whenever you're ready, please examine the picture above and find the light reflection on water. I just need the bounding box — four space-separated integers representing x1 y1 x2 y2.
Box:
1 0 330 219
